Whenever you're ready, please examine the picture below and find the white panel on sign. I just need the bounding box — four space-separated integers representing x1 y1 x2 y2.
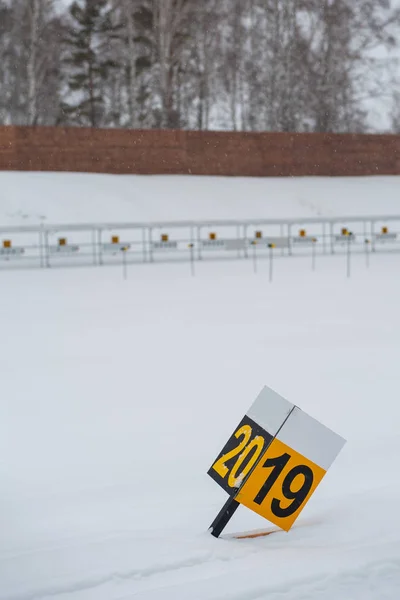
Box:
102 243 131 253
50 245 79 254
334 234 355 244
225 239 246 251
0 248 25 257
247 386 294 437
292 237 316 245
202 240 225 249
375 233 397 242
152 241 178 250
264 237 290 249
276 407 346 470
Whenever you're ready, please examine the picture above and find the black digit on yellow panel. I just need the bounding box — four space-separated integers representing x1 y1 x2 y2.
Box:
208 416 273 495
235 438 326 531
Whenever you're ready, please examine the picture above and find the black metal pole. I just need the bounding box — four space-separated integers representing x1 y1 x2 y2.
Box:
122 248 128 279
268 244 274 282
209 496 240 538
189 243 195 276
312 239 316 271
347 235 351 278
365 239 370 269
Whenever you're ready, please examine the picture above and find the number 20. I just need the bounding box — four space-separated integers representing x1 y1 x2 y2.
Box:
212 425 265 488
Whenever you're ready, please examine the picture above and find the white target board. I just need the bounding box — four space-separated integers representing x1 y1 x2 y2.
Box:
292 237 317 246
225 239 246 251
102 243 131 253
375 233 397 243
152 241 178 250
262 237 290 249
0 248 25 258
334 234 355 244
201 239 246 251
50 245 79 254
202 240 225 250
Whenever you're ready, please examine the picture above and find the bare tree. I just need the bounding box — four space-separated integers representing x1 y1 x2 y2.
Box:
27 0 40 124
152 0 193 127
0 0 12 124
2 0 63 126
124 0 137 126
2 0 400 132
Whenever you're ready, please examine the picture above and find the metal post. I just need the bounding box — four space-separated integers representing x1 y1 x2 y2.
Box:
149 228 153 263
39 227 44 268
92 229 97 265
347 234 351 278
142 227 147 263
189 243 195 276
190 225 195 259
252 241 257 273
288 224 292 256
122 248 127 279
244 225 248 259
365 239 370 269
371 221 376 253
330 223 335 254
236 225 241 259
269 244 274 283
322 222 327 255
209 496 240 538
97 230 103 266
312 238 316 271
280 224 284 256
197 226 202 260
44 231 50 268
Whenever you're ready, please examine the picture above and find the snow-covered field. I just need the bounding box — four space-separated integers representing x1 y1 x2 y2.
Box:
1 172 400 225
1 173 400 600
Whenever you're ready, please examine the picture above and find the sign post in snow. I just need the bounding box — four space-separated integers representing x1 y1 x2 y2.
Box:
208 386 346 538
365 238 370 268
121 246 129 279
268 243 275 282
251 240 257 274
188 243 195 276
312 238 317 271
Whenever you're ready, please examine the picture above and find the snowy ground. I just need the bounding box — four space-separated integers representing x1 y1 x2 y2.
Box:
1 173 400 599
1 172 400 226
1 246 400 599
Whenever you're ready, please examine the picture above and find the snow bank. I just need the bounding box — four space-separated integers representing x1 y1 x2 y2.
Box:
1 172 400 226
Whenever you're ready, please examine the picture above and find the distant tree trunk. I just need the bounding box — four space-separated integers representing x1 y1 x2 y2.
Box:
153 0 192 128
153 0 172 127
27 0 40 125
124 0 136 127
228 0 243 131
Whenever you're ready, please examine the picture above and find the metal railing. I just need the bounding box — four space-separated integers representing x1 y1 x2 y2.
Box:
0 214 399 270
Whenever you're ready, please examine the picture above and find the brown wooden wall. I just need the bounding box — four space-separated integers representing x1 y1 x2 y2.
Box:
1 126 400 177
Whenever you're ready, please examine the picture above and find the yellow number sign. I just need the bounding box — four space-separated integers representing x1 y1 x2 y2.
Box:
235 437 325 531
208 387 345 536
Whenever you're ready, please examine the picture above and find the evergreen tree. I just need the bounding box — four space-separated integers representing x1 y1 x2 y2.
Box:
62 0 119 127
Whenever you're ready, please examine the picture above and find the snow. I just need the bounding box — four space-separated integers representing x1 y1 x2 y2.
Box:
1 173 400 599
1 172 400 226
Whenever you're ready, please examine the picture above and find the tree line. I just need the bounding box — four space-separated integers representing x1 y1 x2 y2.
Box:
1 0 400 133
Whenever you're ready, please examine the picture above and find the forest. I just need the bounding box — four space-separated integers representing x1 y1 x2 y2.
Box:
1 0 400 133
